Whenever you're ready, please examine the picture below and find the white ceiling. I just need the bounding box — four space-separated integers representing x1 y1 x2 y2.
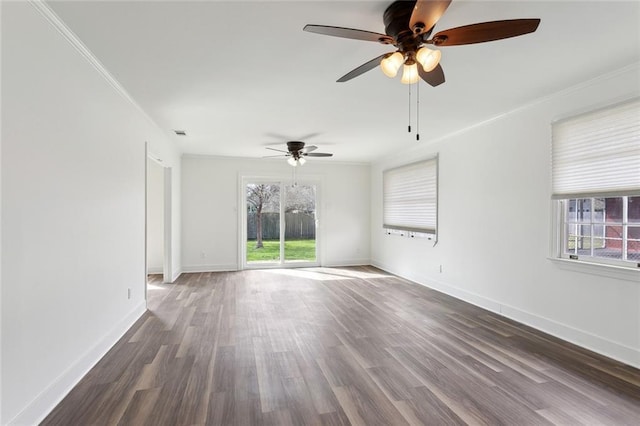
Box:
48 0 640 162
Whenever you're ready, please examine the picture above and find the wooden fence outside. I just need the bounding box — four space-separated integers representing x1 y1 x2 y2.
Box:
247 212 316 240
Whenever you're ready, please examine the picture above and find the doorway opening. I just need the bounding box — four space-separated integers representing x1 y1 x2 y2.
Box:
243 180 319 269
146 157 165 280
145 146 173 305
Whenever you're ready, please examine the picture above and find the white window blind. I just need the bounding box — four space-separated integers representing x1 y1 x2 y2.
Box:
552 98 640 198
383 157 438 234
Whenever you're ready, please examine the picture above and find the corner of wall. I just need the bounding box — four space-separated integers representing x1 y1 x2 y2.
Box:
2 3 182 423
171 268 183 283
369 63 640 371
7 303 147 426
372 261 640 369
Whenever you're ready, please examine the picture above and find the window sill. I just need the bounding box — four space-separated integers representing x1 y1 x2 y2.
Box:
548 257 640 282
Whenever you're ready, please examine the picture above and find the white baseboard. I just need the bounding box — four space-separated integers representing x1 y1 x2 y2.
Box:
146 266 163 274
323 258 371 267
8 302 147 426
171 268 182 282
181 264 238 273
181 261 371 273
499 304 640 368
371 260 640 369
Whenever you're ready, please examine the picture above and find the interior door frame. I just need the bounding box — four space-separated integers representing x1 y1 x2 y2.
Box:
239 174 323 270
145 143 173 298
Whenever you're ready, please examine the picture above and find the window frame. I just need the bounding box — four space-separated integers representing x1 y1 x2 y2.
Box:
556 196 639 269
382 155 439 241
550 98 640 274
238 174 323 270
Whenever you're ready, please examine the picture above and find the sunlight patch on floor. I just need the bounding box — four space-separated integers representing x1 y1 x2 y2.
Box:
147 282 166 291
262 267 388 281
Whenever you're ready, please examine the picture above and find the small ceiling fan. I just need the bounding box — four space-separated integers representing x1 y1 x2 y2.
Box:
265 141 333 166
304 0 540 85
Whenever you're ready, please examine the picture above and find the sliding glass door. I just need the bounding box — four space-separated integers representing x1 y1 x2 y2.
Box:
283 184 316 263
245 180 318 268
246 183 281 263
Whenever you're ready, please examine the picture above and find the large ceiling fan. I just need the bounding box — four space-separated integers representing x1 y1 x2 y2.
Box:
304 0 540 86
265 141 333 167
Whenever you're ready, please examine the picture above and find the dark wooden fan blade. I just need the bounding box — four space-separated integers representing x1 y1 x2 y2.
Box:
265 147 288 153
418 63 445 87
303 25 393 43
431 19 541 46
264 132 293 140
302 145 318 153
337 53 388 82
265 132 320 141
305 153 333 157
409 0 452 34
297 132 321 141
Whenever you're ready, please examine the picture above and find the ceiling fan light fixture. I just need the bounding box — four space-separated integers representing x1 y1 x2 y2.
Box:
288 157 298 167
416 47 441 72
298 157 306 165
380 51 404 78
401 62 419 84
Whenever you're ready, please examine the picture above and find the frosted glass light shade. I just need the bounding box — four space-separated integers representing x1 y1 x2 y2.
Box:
401 63 419 84
416 47 441 72
298 157 306 165
288 157 297 167
380 52 404 78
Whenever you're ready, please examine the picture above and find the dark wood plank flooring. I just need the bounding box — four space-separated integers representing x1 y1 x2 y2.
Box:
43 267 640 425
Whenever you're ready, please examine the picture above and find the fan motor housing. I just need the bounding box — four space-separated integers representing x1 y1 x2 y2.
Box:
286 141 305 153
383 0 417 40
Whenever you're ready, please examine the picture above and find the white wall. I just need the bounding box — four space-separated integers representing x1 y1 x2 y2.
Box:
1 3 181 424
146 159 164 274
371 64 640 368
182 156 370 271
0 2 3 421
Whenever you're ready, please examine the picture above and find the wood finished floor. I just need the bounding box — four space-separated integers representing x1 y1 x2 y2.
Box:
43 267 640 425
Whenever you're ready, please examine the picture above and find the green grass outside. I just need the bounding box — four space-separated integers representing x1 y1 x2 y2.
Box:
284 239 317 261
246 239 316 262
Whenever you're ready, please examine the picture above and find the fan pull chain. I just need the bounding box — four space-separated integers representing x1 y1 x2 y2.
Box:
408 82 412 133
292 162 296 186
416 82 420 141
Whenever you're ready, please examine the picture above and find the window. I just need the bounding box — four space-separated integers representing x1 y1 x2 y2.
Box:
243 179 320 268
563 196 639 263
552 99 640 268
383 156 438 238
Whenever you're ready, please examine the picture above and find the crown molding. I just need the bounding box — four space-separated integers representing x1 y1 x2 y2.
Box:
374 61 640 166
29 0 161 130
